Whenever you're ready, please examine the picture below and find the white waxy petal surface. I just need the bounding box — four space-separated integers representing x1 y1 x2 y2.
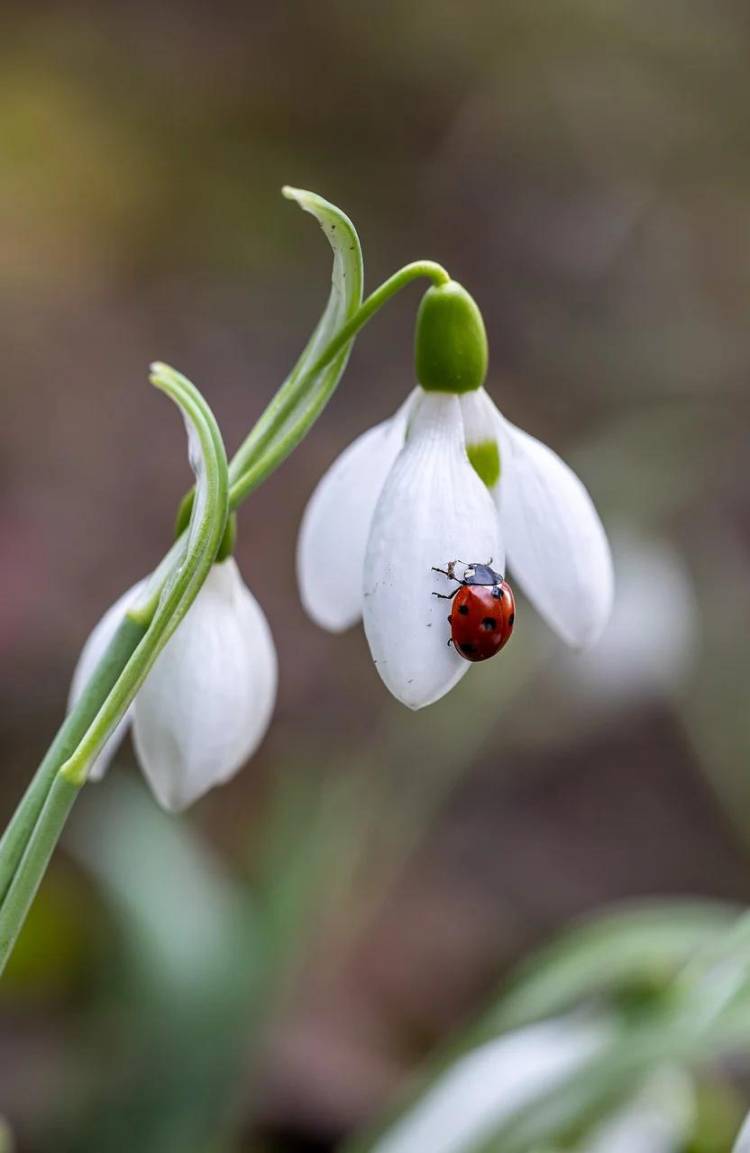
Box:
370 1017 606 1153
498 413 614 648
297 396 413 632
363 391 501 710
68 580 147 781
132 559 277 812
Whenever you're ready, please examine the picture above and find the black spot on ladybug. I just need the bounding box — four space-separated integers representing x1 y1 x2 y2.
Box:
481 617 497 631
508 612 515 626
458 603 469 615
459 642 477 655
492 586 503 599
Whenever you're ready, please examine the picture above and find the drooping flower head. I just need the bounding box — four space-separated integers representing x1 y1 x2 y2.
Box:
70 558 276 811
298 278 614 709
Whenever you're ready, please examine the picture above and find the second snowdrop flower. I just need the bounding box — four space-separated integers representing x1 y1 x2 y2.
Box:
70 558 277 811
298 278 614 710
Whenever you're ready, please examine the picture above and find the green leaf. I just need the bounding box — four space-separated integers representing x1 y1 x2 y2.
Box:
228 186 364 504
61 362 230 784
491 900 740 1034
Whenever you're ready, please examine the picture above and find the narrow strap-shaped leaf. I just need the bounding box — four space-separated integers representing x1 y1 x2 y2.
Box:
228 187 364 502
61 363 229 784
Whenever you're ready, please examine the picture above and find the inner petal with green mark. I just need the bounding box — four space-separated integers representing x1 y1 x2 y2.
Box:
467 439 501 488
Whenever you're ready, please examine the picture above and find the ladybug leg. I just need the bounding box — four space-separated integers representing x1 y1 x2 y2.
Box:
431 565 461 582
432 587 460 600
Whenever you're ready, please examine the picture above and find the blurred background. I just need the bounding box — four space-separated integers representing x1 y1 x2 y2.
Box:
1 1 750 1150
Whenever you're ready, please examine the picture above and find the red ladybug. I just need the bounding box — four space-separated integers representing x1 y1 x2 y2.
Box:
432 560 515 662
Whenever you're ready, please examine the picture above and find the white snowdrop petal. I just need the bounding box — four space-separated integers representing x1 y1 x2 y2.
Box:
499 413 614 648
68 580 147 781
371 1017 606 1153
133 559 277 812
297 394 414 632
362 391 501 710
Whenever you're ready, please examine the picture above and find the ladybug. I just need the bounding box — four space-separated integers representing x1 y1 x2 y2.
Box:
431 560 515 663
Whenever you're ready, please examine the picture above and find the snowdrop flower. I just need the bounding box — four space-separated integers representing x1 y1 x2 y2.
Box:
298 280 613 708
69 558 276 811
369 1015 608 1153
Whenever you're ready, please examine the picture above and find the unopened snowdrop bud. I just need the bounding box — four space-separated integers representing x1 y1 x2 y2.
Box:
69 558 276 811
415 280 488 394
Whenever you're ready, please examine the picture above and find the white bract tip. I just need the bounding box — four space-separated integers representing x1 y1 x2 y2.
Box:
297 394 414 632
370 1016 607 1153
363 391 501 710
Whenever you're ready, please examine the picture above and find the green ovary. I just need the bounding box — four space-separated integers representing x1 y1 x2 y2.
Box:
467 439 501 488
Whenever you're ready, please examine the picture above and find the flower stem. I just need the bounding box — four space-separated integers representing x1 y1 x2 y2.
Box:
227 260 449 506
0 772 80 975
0 614 148 907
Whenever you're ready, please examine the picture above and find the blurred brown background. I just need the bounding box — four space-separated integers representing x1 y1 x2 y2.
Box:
1 2 750 1150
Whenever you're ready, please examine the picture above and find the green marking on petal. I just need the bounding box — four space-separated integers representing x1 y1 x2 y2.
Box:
467 439 501 488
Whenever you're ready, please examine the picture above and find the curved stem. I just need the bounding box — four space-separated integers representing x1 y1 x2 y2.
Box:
0 614 148 907
227 260 449 504
0 774 79 973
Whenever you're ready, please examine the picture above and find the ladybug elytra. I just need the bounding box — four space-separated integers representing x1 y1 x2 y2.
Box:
432 560 515 663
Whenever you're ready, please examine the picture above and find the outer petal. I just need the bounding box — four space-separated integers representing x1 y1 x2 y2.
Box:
371 1016 606 1153
132 559 277 812
497 409 614 648
297 394 414 632
362 391 501 710
68 580 147 781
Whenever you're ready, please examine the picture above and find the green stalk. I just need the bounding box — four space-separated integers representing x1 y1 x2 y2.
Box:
228 260 449 505
0 774 80 969
0 614 147 906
